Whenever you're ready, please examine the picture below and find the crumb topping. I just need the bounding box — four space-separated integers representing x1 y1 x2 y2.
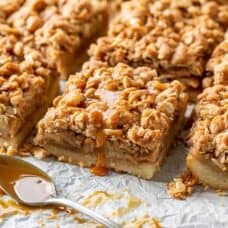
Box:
0 0 25 20
34 0 107 70
203 38 228 87
188 85 228 170
0 23 59 137
1 0 107 76
6 0 58 32
36 60 187 155
107 0 123 19
89 0 227 79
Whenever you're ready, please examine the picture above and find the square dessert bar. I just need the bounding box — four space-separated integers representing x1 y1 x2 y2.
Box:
35 0 108 78
0 24 59 150
203 38 228 88
35 60 188 179
89 0 228 90
187 85 228 189
2 0 108 78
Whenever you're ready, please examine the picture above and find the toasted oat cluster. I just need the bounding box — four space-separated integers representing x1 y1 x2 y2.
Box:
1 0 108 77
203 38 228 87
107 0 124 20
0 0 24 20
188 85 228 171
89 0 228 88
167 171 198 200
0 23 59 145
36 60 187 156
34 0 108 77
5 0 58 35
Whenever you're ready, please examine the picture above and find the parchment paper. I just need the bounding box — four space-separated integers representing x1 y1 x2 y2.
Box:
0 142 227 228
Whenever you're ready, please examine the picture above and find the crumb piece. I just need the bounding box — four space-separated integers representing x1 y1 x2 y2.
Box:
32 147 46 159
152 218 162 228
58 156 66 162
6 146 17 156
167 170 198 200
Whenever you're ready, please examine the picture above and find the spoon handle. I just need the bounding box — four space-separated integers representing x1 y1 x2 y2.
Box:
46 197 120 228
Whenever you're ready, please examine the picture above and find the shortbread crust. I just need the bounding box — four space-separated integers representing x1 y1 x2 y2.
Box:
35 60 188 179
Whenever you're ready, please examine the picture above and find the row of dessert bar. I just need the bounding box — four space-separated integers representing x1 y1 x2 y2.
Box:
35 0 228 189
0 0 108 148
89 0 227 93
0 0 227 188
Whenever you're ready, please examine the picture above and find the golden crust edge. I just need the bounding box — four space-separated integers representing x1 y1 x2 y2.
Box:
187 152 228 190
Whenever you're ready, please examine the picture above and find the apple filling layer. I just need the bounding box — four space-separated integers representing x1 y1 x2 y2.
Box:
35 60 188 179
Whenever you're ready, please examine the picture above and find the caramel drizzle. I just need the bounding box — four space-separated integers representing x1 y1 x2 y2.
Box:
90 89 121 177
90 130 108 176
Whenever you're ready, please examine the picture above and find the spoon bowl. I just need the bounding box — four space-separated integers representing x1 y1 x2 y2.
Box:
0 155 120 228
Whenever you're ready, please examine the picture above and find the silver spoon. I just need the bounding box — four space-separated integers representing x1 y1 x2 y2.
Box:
0 155 120 228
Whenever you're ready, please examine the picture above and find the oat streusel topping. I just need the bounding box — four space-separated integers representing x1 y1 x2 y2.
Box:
35 0 107 72
203 38 228 87
0 0 108 77
89 0 228 80
0 0 25 21
188 85 228 170
36 60 187 156
6 0 59 35
0 23 59 138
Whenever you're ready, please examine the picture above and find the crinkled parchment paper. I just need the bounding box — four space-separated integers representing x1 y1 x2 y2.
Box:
0 142 227 228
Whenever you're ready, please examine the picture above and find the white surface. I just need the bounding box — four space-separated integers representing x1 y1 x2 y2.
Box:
0 143 227 228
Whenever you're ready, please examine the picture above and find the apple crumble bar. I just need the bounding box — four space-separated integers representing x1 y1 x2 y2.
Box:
35 0 108 78
89 0 228 90
187 85 228 189
35 60 188 179
2 0 108 78
0 24 59 150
